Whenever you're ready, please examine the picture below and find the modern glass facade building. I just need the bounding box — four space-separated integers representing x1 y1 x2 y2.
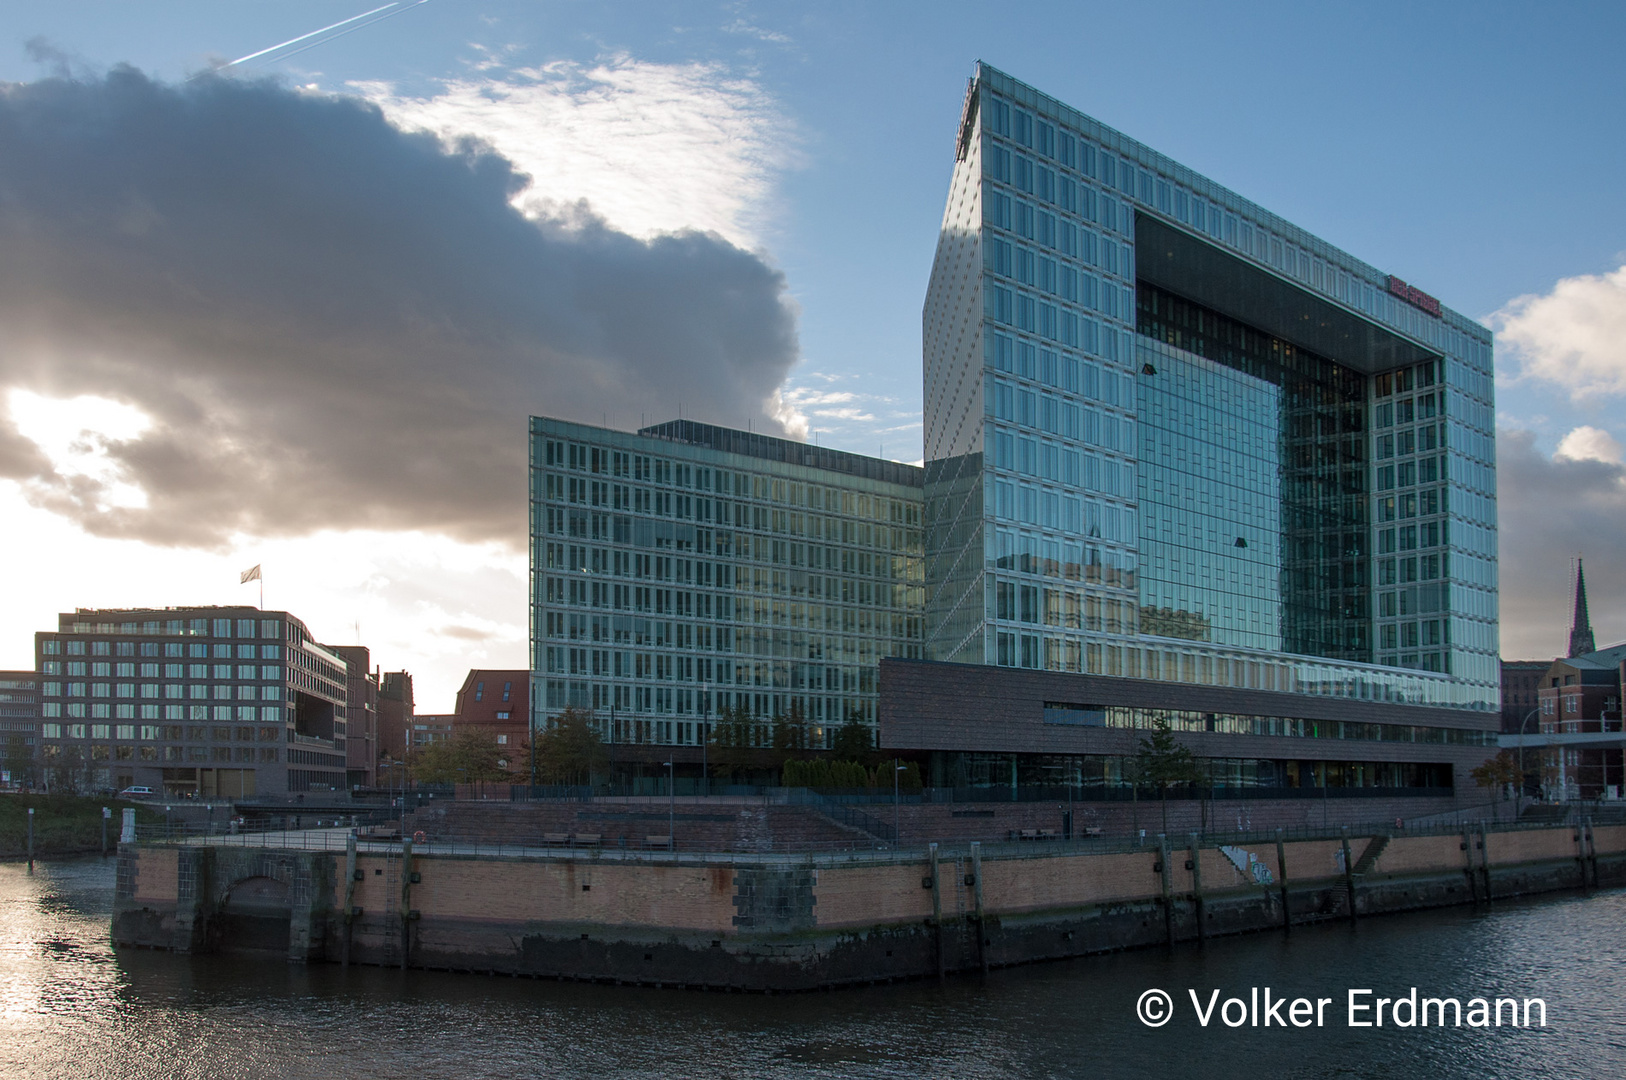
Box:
530 418 925 747
922 63 1498 713
32 607 351 795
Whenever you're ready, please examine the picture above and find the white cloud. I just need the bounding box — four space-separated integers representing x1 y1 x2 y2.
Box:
1491 264 1626 398
354 54 796 249
1555 425 1625 466
812 406 876 421
722 18 792 44
782 388 858 407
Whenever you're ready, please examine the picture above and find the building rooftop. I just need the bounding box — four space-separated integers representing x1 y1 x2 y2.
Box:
638 419 924 489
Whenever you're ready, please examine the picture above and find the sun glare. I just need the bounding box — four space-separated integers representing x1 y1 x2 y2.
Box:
6 389 153 510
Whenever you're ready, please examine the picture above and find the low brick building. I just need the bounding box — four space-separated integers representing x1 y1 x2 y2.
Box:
879 657 1500 810
454 670 530 764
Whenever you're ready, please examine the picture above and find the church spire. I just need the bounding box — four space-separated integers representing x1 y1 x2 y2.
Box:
1568 558 1597 658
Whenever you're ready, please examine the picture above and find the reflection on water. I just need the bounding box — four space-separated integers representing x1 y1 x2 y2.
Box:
2 857 1623 1079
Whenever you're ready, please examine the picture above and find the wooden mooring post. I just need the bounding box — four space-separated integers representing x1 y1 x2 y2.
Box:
970 841 988 977
400 838 414 970
1157 835 1174 948
1585 820 1600 889
1275 828 1290 933
928 842 944 982
1187 833 1205 947
342 834 358 968
1340 827 1357 926
1462 828 1479 904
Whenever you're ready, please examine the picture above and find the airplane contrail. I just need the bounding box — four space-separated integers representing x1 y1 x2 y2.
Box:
212 0 429 72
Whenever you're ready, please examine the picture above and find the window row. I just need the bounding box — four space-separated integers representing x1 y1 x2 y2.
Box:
1377 620 1446 649
992 581 1136 633
1377 554 1445 585
43 640 284 660
540 613 919 652
991 528 1139 590
988 376 1135 453
1373 391 1442 428
985 330 1135 401
984 230 1130 293
42 683 284 701
1375 427 1445 460
986 274 1133 334
538 509 918 556
990 426 1136 497
41 705 286 722
1376 522 1445 553
541 679 875 725
41 722 283 742
539 443 918 521
1376 488 1445 521
40 663 283 679
49 619 284 648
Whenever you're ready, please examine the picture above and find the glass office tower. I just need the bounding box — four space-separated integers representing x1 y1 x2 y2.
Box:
530 418 925 746
923 63 1498 711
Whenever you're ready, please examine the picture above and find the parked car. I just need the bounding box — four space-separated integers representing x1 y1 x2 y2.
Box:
118 786 156 798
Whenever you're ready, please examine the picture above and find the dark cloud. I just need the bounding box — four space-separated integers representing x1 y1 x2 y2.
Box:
1497 429 1626 658
0 67 798 548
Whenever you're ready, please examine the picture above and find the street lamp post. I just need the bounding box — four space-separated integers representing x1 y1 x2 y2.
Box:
528 709 538 793
663 760 675 846
701 684 709 799
1517 706 1541 818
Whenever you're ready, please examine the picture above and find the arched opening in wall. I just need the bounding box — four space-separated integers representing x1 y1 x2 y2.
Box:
215 876 291 953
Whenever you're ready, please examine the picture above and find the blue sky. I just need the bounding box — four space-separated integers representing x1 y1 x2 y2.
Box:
2 1 1624 702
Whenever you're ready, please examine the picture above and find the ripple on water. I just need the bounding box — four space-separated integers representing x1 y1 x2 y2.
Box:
1 857 1623 1080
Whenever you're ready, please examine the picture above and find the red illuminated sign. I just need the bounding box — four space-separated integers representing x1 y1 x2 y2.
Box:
1386 276 1441 317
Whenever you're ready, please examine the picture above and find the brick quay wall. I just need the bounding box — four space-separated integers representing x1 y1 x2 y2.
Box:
111 818 1626 991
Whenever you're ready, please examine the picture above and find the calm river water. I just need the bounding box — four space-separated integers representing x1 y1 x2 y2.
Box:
2 857 1622 1079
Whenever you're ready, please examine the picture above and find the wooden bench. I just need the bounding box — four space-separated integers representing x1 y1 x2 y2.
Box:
1081 826 1104 838
644 835 672 850
573 833 602 847
542 832 571 846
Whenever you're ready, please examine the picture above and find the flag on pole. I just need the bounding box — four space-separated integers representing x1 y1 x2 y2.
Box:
240 564 262 584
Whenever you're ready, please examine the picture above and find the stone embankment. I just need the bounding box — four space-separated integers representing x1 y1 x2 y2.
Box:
111 815 1624 991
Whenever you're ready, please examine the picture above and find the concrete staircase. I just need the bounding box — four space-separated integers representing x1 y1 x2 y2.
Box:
1352 835 1390 876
